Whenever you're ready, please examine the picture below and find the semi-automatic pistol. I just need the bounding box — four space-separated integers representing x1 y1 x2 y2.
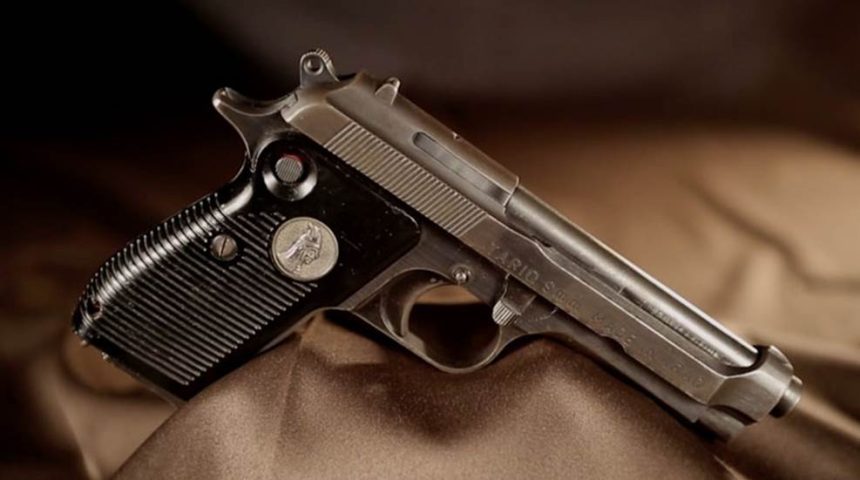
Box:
73 49 801 439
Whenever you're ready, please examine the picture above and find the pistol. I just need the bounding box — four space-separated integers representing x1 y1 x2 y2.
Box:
73 49 801 439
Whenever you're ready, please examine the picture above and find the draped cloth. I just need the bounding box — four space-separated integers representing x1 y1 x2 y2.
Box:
3 123 859 478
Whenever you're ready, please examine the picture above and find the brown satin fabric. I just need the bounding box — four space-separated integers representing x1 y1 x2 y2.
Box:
3 123 860 479
117 319 734 480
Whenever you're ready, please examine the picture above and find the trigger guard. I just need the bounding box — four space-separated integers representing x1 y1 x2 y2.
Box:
363 269 519 373
378 270 446 337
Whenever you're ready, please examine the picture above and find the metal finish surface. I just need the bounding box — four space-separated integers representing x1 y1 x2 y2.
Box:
281 50 801 438
323 121 487 236
72 49 801 438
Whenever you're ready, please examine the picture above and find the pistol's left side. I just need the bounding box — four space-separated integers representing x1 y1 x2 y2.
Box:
72 51 513 401
74 50 799 441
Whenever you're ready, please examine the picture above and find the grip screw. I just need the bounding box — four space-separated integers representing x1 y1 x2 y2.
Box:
210 233 238 262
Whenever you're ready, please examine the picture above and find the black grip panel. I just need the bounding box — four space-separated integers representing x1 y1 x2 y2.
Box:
73 133 421 400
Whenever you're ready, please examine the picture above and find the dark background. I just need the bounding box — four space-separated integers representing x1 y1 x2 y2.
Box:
2 3 266 139
3 1 860 141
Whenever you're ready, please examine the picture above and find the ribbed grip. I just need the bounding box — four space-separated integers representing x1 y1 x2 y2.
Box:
73 134 422 399
76 194 311 388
